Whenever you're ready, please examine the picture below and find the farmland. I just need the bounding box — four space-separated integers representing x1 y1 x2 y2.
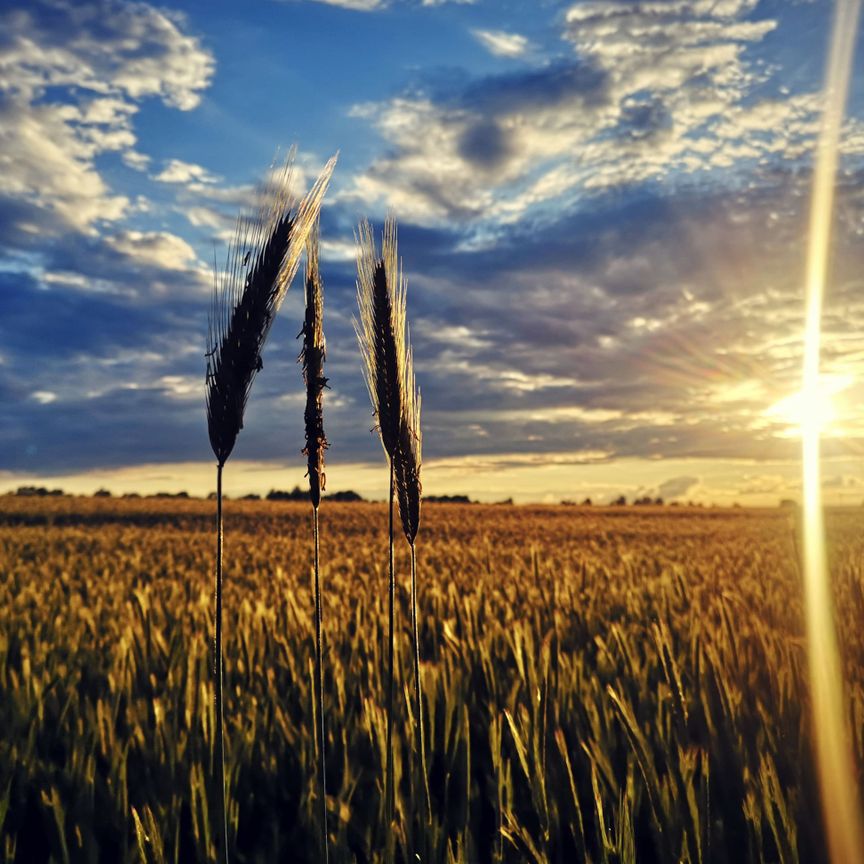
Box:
0 496 862 862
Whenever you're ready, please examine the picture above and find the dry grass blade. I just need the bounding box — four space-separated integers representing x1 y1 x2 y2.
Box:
206 152 337 467
300 221 328 508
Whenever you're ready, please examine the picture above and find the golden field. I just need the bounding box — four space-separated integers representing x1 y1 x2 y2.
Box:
1 495 862 863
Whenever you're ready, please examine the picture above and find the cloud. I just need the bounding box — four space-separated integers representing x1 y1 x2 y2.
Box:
154 159 221 185
296 0 385 8
104 231 200 273
282 0 472 9
471 29 530 58
342 0 855 227
658 476 700 499
0 0 214 241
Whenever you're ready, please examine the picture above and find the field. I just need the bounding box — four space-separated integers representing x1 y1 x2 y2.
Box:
1 496 862 863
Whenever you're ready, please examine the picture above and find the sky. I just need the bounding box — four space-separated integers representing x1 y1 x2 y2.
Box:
1 0 864 505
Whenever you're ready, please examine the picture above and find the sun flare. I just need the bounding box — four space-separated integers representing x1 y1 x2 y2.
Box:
767 374 852 435
797 1 863 862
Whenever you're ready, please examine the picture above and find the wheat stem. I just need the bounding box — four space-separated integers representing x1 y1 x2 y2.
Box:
214 462 229 864
312 505 329 864
410 541 431 833
385 460 396 861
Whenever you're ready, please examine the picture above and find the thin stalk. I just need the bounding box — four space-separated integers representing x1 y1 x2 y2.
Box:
410 541 431 832
312 505 329 864
385 460 396 859
214 463 229 864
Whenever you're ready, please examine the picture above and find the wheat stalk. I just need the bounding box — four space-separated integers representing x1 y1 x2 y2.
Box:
355 216 428 856
393 332 431 839
205 151 336 864
299 220 329 863
355 217 404 855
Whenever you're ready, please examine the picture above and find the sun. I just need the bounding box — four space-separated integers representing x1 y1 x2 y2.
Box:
766 374 852 436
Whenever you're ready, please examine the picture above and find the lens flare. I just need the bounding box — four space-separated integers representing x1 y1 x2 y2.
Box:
801 2 863 862
767 374 852 435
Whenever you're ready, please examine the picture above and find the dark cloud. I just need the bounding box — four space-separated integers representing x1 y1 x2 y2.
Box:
458 61 608 115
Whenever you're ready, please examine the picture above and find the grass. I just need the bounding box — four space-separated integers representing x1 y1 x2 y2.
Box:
1 496 862 862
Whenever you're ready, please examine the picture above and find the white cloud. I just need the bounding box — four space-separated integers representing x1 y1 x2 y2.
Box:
301 0 385 8
343 0 848 227
155 159 220 185
471 29 530 58
287 0 473 7
0 0 214 237
105 230 199 271
122 150 152 171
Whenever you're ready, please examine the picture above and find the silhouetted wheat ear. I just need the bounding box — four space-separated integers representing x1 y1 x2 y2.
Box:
300 221 328 508
355 217 407 462
395 343 421 545
206 152 337 466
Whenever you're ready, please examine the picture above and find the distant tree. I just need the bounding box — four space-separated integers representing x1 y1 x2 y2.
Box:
267 487 306 501
612 495 627 506
15 485 63 497
496 497 514 505
654 497 664 506
122 492 141 499
94 488 112 497
582 497 592 506
560 499 576 506
241 493 261 501
425 494 471 504
326 490 364 502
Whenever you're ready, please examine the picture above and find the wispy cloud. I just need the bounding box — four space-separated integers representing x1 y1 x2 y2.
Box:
281 0 472 9
0 0 214 242
471 29 530 57
154 159 221 185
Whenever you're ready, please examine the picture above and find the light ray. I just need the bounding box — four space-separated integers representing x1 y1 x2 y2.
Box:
800 3 863 863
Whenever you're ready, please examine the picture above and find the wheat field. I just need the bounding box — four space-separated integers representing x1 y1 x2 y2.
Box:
1 495 862 862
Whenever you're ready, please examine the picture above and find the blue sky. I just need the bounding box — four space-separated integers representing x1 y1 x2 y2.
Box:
1 0 863 504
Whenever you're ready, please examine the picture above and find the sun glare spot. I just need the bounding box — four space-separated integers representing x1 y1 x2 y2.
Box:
766 374 852 434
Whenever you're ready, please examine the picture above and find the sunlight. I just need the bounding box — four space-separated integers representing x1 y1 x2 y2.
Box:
799 2 863 863
767 374 852 434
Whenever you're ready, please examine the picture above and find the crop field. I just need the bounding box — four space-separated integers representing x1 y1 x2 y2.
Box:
1 496 862 863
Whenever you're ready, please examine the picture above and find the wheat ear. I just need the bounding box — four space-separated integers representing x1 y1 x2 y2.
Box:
354 217 407 856
386 240 431 842
355 216 429 854
205 151 336 864
299 221 329 863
